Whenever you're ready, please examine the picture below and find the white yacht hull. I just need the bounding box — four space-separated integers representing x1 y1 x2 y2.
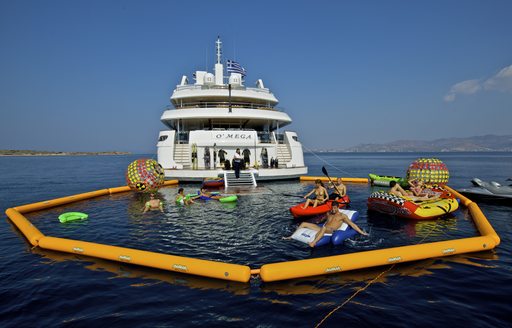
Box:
163 167 308 182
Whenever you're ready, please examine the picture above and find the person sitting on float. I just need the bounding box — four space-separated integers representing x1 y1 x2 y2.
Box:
143 193 164 213
409 179 441 199
328 177 346 201
389 180 409 197
302 179 329 209
284 201 368 247
176 188 196 205
199 187 223 200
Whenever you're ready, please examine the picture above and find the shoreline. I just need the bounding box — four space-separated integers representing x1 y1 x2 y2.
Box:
0 151 131 157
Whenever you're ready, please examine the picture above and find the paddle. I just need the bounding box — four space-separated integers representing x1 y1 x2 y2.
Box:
322 166 349 205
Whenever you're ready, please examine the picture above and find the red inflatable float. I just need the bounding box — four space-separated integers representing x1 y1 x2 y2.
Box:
202 178 225 188
289 195 350 219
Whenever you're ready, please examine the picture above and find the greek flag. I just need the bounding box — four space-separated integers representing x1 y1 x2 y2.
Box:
226 60 246 77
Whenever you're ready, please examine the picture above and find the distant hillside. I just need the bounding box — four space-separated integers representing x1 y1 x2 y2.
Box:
0 150 131 156
343 134 512 152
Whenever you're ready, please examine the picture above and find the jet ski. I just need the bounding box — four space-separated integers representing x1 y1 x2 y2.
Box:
458 178 512 204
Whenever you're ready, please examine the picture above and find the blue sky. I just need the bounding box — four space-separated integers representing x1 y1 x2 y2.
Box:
1 0 511 152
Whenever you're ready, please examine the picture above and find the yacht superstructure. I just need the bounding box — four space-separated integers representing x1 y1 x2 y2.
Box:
157 37 307 183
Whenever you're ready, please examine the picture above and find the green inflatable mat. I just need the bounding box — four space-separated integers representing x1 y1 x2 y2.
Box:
219 195 238 203
59 212 88 223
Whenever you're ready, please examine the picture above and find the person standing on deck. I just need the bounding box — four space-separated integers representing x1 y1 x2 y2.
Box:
233 148 243 179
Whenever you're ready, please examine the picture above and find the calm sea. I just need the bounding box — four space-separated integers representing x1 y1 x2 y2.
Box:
1 152 511 327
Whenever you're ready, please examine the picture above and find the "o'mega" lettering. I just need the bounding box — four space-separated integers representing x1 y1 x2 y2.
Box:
215 133 252 140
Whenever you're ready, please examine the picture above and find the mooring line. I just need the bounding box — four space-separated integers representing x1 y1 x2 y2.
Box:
315 222 440 327
302 145 354 177
314 264 396 328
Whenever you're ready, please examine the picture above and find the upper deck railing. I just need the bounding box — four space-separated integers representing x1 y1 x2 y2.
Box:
174 84 273 94
167 101 283 111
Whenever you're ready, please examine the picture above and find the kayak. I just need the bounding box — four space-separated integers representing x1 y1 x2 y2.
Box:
369 173 407 187
289 195 350 219
202 178 224 188
290 209 359 247
58 212 88 223
367 188 459 220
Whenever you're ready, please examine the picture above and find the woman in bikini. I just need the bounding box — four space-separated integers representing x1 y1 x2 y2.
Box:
302 179 329 209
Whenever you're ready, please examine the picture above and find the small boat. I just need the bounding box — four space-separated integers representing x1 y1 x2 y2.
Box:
290 209 360 247
58 212 88 223
202 178 225 188
367 189 458 220
458 178 512 204
368 173 407 187
289 195 350 219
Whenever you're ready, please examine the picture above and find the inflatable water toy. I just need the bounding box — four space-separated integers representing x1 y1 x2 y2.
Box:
126 159 165 193
4 177 501 283
58 212 88 223
219 195 238 203
290 209 359 247
458 178 512 203
289 195 350 219
198 191 238 203
202 178 224 188
367 190 459 220
406 158 449 185
369 173 407 187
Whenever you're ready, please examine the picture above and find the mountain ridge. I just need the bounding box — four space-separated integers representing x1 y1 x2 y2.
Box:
315 134 512 152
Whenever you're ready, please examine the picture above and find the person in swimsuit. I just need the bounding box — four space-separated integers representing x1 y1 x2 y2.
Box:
389 180 409 197
199 187 223 200
328 177 346 200
284 201 368 247
390 181 434 200
142 193 164 213
176 188 195 205
302 179 329 209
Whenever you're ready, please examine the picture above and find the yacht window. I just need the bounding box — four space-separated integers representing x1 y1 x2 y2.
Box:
292 136 298 141
158 135 168 142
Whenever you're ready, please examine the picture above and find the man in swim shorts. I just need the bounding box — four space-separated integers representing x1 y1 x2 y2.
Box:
143 193 164 213
284 202 368 247
328 177 346 200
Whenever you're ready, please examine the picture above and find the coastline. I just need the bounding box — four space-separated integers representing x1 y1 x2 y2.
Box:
0 150 131 157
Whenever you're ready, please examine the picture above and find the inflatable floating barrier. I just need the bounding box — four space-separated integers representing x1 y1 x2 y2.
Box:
4 177 502 283
58 212 88 223
291 209 359 247
369 173 407 187
202 178 224 188
367 190 459 220
289 195 350 219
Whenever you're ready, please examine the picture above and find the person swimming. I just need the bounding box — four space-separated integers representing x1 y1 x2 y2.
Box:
143 193 164 213
176 188 195 205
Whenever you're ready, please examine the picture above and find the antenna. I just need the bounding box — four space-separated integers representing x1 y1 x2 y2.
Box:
216 36 222 64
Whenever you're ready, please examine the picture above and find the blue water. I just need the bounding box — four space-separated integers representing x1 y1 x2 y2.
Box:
1 153 511 327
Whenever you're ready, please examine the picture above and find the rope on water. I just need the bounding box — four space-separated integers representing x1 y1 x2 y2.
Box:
314 264 396 328
302 144 353 177
315 221 440 327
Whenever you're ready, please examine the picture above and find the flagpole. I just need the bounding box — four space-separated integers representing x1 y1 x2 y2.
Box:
228 83 232 113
